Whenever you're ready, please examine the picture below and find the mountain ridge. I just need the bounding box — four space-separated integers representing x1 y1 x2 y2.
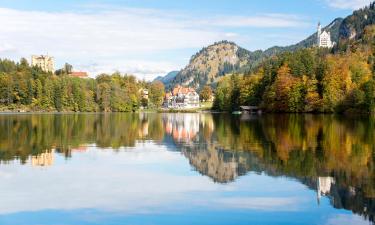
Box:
154 71 179 85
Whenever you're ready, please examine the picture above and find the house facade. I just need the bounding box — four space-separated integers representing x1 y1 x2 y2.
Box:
164 85 200 109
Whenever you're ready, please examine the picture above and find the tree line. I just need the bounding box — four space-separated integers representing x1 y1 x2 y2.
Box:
0 59 165 112
214 25 375 113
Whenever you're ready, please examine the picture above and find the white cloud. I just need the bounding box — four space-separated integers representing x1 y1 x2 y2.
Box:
325 0 372 10
209 14 309 28
0 43 17 53
0 7 308 79
325 214 370 225
75 60 178 80
0 144 309 216
0 145 223 215
213 197 302 211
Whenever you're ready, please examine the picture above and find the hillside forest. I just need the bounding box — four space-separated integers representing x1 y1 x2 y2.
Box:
214 24 375 113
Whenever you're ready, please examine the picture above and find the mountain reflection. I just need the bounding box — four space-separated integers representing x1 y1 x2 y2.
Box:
0 113 375 222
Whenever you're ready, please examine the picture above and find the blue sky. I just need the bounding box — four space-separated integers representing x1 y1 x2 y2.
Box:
0 0 371 79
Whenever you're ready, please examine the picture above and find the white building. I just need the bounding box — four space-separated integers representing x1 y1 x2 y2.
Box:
317 22 334 48
31 55 55 73
164 85 200 109
139 89 149 100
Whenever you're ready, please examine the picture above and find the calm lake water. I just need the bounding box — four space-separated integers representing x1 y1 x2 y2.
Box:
0 113 374 225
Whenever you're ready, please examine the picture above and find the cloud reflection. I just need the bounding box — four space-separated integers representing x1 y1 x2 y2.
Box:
0 144 307 216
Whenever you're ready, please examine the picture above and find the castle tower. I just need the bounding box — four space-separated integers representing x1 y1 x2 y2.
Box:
317 22 322 46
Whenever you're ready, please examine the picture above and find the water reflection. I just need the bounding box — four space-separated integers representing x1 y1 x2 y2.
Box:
0 113 374 224
317 176 334 204
31 150 54 167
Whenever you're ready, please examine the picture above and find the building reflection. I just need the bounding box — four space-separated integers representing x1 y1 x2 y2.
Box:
71 146 87 152
162 114 203 143
31 150 54 167
317 177 334 204
138 121 149 138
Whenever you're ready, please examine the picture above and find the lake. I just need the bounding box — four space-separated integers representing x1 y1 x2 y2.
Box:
0 113 374 225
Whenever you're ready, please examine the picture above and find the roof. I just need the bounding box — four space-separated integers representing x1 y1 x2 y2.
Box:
320 30 331 36
172 85 197 96
32 55 53 59
70 72 88 78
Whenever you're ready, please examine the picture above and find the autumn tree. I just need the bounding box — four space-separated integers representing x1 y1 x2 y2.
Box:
149 81 165 108
263 64 296 112
200 85 212 102
213 76 232 111
97 82 111 112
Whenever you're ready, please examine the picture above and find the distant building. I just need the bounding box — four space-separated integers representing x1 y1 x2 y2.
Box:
31 55 55 73
164 85 200 109
140 89 149 100
240 106 262 114
69 71 89 78
317 22 335 48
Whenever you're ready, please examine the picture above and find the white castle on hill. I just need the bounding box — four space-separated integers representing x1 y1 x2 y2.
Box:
317 22 335 48
31 55 55 73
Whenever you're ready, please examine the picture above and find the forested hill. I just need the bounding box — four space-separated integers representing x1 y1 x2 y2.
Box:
166 41 252 90
339 3 375 41
213 23 375 113
161 2 375 90
212 1 375 114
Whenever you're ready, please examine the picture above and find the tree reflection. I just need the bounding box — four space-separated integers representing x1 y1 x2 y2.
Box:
1 113 375 222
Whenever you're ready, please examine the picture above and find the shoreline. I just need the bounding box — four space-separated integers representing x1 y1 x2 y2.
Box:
0 104 373 115
0 109 373 116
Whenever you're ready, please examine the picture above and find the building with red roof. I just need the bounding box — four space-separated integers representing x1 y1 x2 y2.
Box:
164 85 200 109
69 71 89 78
